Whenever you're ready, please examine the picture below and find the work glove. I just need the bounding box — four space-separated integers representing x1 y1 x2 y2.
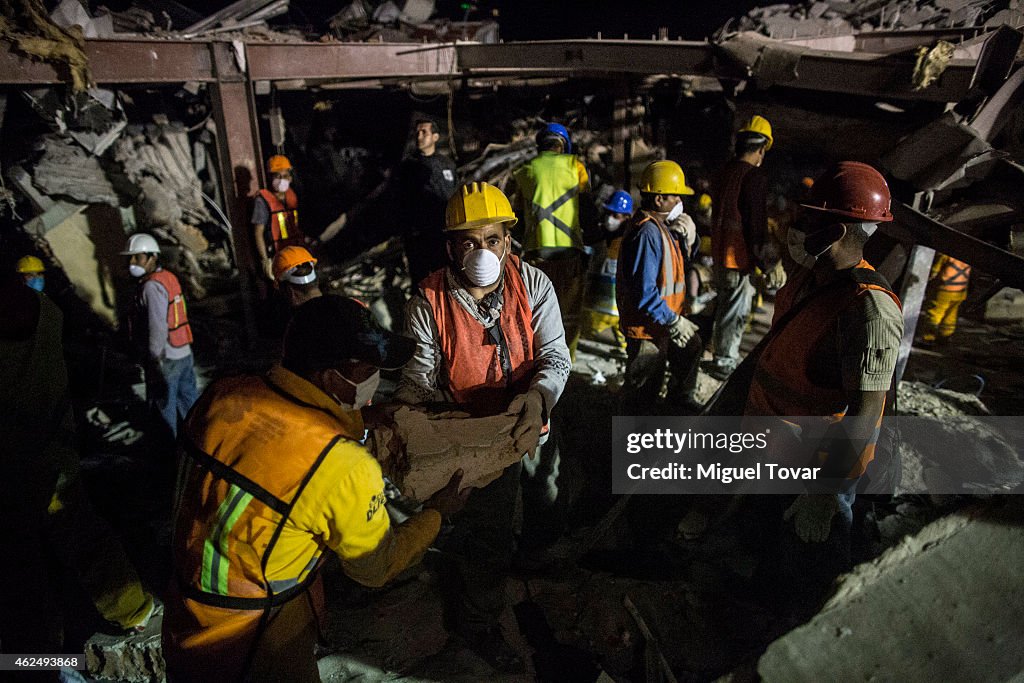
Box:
783 493 840 543
667 213 698 254
423 468 473 518
507 390 544 456
667 314 699 347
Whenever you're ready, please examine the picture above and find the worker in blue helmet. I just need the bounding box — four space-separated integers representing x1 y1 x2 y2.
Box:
537 122 572 154
582 189 635 346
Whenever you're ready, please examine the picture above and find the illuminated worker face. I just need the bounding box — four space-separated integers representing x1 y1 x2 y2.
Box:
448 224 510 288
416 122 439 156
128 252 157 276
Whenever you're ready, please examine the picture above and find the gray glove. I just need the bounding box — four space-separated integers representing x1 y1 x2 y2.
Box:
783 494 840 543
667 314 699 346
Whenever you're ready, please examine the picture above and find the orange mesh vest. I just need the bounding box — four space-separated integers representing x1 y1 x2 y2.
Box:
421 256 535 416
617 212 687 340
712 158 755 272
745 260 901 476
258 188 303 256
141 269 193 347
167 374 357 679
938 257 970 292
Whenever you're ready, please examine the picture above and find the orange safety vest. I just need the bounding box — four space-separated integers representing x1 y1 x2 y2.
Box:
712 158 756 272
938 257 971 292
617 212 687 340
420 256 535 416
258 188 303 256
141 269 193 348
745 260 901 477
165 374 356 681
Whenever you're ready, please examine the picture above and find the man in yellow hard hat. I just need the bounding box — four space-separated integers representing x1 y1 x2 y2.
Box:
707 115 781 380
396 181 571 672
164 295 469 682
514 122 591 360
617 160 703 414
271 245 322 309
253 155 308 281
16 255 46 292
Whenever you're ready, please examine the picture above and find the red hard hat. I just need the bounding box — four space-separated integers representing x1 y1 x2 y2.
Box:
801 161 893 223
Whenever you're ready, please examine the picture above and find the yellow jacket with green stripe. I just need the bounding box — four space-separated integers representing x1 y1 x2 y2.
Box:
515 151 590 253
164 364 440 678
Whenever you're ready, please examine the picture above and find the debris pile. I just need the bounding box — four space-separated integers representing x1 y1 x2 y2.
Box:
720 0 1020 39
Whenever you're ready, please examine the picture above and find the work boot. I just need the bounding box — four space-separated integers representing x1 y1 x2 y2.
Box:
702 359 735 381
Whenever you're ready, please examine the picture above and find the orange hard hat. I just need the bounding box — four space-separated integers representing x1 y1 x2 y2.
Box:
267 155 293 174
801 161 893 223
272 246 317 282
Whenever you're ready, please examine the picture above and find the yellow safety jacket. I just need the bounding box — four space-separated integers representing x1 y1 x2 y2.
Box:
164 365 440 682
515 152 589 252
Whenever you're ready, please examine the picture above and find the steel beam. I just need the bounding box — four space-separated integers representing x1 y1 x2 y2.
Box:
246 42 456 82
209 41 261 343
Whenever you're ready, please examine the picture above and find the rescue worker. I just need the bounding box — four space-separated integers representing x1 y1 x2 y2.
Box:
396 182 571 672
1 273 157 656
920 253 971 345
395 116 458 286
617 161 703 414
253 154 306 281
582 190 633 344
122 233 198 438
271 245 322 309
163 295 469 683
707 115 781 380
514 122 591 360
16 254 46 292
747 161 904 551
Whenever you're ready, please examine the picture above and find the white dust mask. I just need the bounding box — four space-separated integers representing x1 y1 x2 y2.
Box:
859 222 878 238
272 178 290 193
129 264 147 278
787 227 838 270
605 216 622 233
462 245 505 287
666 201 684 223
333 369 380 409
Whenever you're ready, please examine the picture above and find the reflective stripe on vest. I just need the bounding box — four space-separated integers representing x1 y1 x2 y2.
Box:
744 261 902 476
174 374 353 611
143 269 193 348
938 257 970 292
420 256 536 416
618 213 687 340
258 188 302 255
515 153 583 251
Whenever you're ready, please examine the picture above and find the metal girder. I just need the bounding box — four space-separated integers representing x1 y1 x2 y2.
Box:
0 39 215 85
246 42 456 82
888 201 1024 291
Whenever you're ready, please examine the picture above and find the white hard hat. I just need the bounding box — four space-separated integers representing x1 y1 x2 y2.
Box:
120 233 161 255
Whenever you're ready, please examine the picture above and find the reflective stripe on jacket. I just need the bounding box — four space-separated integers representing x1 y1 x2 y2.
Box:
420 256 536 416
585 236 622 317
745 260 902 477
937 256 970 292
515 152 585 252
258 188 303 256
617 212 687 340
168 373 362 679
142 269 193 348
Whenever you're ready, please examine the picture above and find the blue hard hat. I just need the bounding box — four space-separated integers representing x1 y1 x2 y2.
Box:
537 122 572 154
603 190 633 214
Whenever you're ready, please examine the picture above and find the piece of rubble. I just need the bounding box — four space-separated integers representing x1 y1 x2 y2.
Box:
31 136 119 206
366 407 522 500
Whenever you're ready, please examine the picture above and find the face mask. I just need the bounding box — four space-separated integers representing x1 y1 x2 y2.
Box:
605 216 622 233
129 264 147 278
272 178 290 193
666 201 684 223
859 222 878 238
26 276 44 292
787 227 839 270
462 244 505 287
331 369 381 409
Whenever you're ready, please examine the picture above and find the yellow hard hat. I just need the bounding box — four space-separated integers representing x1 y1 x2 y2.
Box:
445 182 518 232
738 115 773 151
16 255 44 273
267 155 292 173
697 193 713 212
638 161 695 196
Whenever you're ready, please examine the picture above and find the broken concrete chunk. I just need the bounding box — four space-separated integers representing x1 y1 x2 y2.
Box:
366 407 522 500
32 136 120 206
